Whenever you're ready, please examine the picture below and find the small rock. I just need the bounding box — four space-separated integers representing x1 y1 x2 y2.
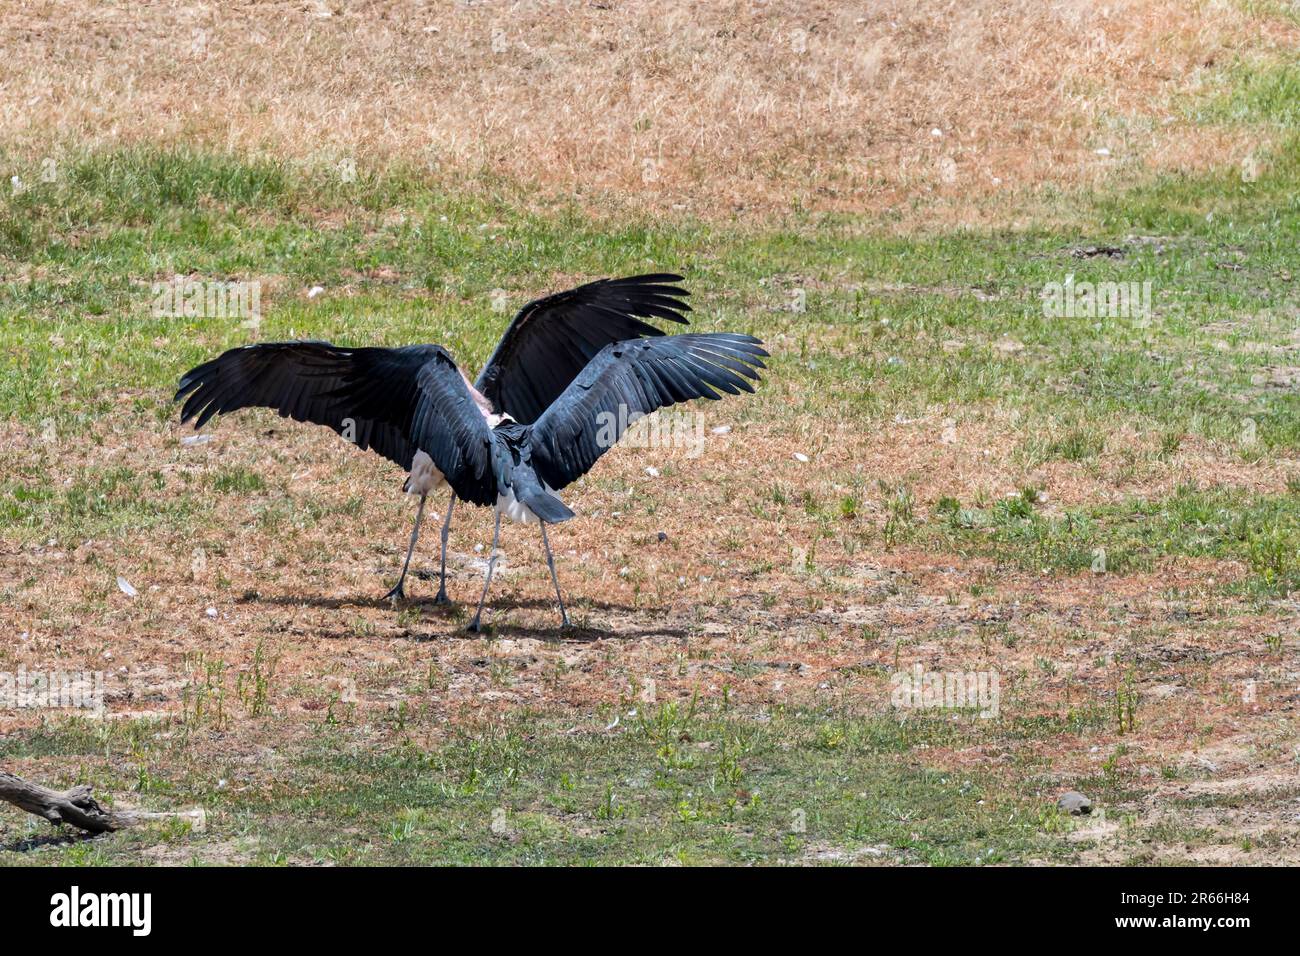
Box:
205 607 218 618
711 425 732 435
1058 791 1092 815
656 531 668 542
793 452 810 463
1071 245 1125 260
644 466 659 478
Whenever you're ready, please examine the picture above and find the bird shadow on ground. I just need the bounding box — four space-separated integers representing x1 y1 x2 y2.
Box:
241 592 652 616
243 593 685 643
239 593 437 611
485 595 647 615
457 620 686 643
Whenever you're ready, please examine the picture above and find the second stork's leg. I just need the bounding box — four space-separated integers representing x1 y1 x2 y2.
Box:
466 510 502 633
539 521 571 628
433 491 456 605
385 493 428 601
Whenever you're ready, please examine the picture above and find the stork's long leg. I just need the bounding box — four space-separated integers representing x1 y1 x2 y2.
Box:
385 493 427 601
466 510 502 632
540 521 571 628
434 491 456 605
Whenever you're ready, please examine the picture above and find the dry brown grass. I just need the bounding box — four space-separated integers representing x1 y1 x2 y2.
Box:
2 0 1295 219
0 408 1287 712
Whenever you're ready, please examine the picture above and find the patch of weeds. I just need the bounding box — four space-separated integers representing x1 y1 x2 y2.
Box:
1048 427 1105 463
236 640 281 717
211 468 266 494
181 652 228 730
880 482 915 548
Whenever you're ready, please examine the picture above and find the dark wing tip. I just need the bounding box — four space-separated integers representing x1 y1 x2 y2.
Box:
174 368 210 425
175 376 201 403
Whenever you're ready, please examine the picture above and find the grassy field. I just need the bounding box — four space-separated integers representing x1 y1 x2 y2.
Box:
3 4 1300 866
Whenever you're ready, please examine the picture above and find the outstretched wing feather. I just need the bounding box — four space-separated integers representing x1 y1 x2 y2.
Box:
476 273 692 424
528 333 767 491
174 341 432 469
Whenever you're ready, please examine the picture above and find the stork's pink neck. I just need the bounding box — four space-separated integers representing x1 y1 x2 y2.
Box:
458 369 495 417
458 369 513 427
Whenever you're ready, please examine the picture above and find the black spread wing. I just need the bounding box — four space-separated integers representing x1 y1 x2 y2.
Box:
475 274 691 425
175 341 432 469
528 333 768 492
175 342 507 505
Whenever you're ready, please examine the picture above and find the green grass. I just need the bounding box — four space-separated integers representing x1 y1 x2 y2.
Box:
4 137 1300 455
913 484 1300 595
0 706 1092 866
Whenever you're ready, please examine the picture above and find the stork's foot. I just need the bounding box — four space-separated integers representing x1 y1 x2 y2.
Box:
558 611 572 630
432 586 452 606
465 614 487 634
384 582 407 602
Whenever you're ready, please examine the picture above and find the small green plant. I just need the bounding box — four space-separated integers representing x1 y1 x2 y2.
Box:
881 482 915 548
595 785 627 821
181 652 228 729
637 693 700 746
1115 668 1139 735
211 468 266 493
388 820 416 843
1246 523 1300 594
1048 427 1105 463
236 640 280 717
815 722 847 751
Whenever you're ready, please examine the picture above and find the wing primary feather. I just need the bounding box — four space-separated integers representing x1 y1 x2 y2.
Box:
476 273 697 424
528 332 766 491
